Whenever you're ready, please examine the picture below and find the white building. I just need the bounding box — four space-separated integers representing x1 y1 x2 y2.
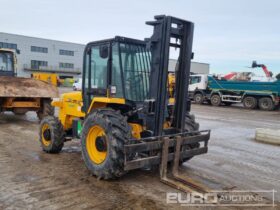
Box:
0 32 209 78
168 59 210 74
0 32 85 78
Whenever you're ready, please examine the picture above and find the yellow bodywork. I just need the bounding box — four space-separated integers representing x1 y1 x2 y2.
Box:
129 123 143 139
51 91 136 130
168 73 175 105
32 73 58 86
52 91 85 130
52 91 145 138
52 90 174 139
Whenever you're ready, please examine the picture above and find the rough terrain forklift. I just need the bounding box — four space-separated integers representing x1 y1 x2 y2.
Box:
39 15 210 192
0 48 57 119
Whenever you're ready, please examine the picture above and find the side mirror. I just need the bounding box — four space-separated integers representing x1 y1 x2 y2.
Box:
99 45 109 59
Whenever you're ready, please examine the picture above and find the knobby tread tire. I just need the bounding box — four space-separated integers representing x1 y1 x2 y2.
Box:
39 116 65 153
37 99 55 120
180 112 200 163
81 108 132 180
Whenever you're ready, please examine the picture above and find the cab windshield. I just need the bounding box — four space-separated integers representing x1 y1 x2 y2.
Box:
119 42 151 101
0 52 13 72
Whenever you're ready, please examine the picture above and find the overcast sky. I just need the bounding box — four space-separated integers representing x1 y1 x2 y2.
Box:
1 0 279 75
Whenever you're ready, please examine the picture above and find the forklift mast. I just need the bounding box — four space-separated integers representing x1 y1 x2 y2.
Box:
145 15 194 136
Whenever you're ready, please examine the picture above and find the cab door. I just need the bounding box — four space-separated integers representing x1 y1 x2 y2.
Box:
82 43 110 111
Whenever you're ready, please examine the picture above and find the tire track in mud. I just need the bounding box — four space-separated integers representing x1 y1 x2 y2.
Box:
1 106 279 210
0 118 165 210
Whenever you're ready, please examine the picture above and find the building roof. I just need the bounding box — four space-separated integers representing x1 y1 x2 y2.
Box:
0 32 85 47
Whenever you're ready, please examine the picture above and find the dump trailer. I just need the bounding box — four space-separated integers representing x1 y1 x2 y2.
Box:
0 48 58 118
189 74 280 111
39 15 211 194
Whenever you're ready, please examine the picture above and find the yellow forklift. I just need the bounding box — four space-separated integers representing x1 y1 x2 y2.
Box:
39 15 210 193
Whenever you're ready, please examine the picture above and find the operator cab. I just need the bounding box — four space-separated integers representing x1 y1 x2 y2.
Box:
82 36 151 111
0 49 15 77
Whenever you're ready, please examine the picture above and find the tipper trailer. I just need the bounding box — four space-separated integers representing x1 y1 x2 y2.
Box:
0 48 58 118
189 74 280 111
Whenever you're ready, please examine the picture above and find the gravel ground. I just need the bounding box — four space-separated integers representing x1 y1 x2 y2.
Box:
0 94 279 209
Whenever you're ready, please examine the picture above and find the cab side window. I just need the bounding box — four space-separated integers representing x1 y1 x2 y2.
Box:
190 76 201 84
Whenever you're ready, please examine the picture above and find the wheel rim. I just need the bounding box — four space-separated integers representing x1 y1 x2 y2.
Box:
212 96 220 105
42 124 51 146
262 99 269 109
86 125 107 164
245 98 253 107
195 94 202 103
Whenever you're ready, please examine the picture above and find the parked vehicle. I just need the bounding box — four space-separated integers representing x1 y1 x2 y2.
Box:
38 15 211 193
0 48 58 119
73 78 82 91
189 74 280 111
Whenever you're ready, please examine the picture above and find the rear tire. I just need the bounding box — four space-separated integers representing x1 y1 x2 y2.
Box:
193 93 204 104
258 97 275 111
81 108 132 179
184 113 199 131
37 99 55 120
243 96 257 109
180 113 200 163
210 94 221 106
39 116 65 153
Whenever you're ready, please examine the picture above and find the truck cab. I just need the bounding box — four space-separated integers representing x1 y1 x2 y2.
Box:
188 74 209 104
189 74 208 92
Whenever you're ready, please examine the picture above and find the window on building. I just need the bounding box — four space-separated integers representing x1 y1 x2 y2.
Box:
59 62 74 69
31 46 48 53
0 42 17 50
31 60 48 69
59 49 74 56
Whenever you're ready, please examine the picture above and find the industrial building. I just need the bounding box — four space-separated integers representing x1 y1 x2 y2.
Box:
168 59 210 74
0 32 85 78
0 32 209 78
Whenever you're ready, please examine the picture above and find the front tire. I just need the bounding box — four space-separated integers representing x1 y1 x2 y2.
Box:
81 108 132 179
39 116 65 153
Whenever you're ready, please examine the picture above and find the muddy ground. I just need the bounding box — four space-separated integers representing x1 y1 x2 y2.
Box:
0 93 279 209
